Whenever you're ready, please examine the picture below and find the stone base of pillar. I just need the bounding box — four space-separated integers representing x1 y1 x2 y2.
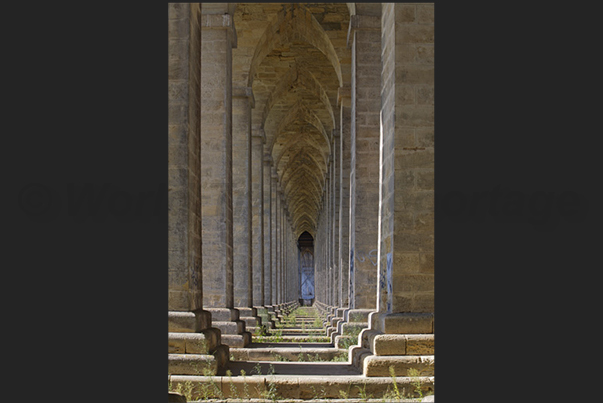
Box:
350 313 435 377
168 309 212 333
236 306 264 335
205 308 252 347
168 310 230 375
255 306 276 331
374 312 434 334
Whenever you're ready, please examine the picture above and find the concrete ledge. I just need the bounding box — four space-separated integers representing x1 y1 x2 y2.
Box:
363 355 435 377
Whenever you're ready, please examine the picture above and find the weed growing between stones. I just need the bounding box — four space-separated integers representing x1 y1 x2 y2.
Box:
389 365 402 400
272 353 290 361
171 380 195 401
338 383 352 399
251 362 262 376
331 350 348 362
310 384 327 399
355 382 371 401
226 369 239 399
240 369 250 399
261 364 280 401
198 364 223 400
407 367 436 400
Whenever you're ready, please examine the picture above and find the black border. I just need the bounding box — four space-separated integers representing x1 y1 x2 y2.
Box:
6 1 597 401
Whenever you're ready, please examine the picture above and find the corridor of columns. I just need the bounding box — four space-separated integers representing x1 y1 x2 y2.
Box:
169 3 434 401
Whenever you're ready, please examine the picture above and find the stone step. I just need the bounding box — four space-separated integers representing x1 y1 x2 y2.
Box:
169 372 434 400
334 335 356 349
256 335 332 343
278 328 325 333
240 316 260 327
168 353 220 376
213 321 245 335
168 330 220 354
230 347 346 362
363 355 435 377
372 334 434 356
221 333 252 348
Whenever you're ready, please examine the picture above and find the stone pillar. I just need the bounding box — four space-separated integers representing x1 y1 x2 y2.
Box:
232 86 253 309
251 130 265 308
263 156 273 307
168 2 210 329
338 87 352 309
376 2 434 327
324 172 331 307
232 87 262 332
168 4 228 375
347 13 382 312
271 168 278 306
280 195 285 304
200 5 250 347
332 131 340 309
359 4 434 378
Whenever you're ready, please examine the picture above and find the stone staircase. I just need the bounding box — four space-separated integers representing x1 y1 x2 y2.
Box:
168 304 435 401
168 311 230 376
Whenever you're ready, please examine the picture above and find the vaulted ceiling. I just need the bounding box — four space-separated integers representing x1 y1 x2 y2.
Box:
233 3 351 238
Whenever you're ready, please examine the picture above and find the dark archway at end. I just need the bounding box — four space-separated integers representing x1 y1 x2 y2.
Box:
298 231 314 306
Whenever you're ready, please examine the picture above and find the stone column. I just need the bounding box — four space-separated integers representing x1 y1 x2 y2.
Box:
360 4 434 378
338 87 352 309
271 168 279 306
280 194 285 304
376 2 434 329
332 131 340 309
232 86 262 333
232 86 253 308
263 155 273 308
324 172 330 307
251 129 265 308
168 4 227 375
168 2 210 329
200 5 250 347
347 13 382 312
